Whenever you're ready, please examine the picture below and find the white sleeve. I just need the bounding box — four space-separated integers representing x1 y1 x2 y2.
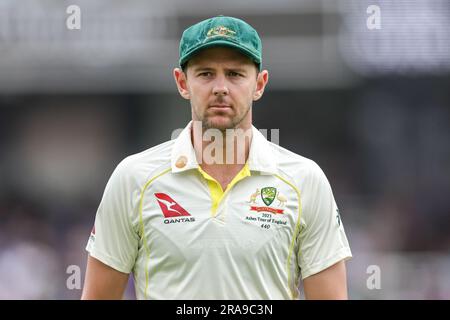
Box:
297 162 352 279
86 159 139 273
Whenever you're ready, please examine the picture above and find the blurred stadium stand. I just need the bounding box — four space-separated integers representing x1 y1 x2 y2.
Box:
0 0 449 299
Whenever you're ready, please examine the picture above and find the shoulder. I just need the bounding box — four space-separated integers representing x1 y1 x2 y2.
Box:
267 143 336 225
110 139 174 188
268 142 326 186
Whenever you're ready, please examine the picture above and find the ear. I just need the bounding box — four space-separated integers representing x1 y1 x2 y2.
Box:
173 68 190 100
253 70 269 101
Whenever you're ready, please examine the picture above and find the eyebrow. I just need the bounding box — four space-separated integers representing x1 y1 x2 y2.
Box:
193 67 248 73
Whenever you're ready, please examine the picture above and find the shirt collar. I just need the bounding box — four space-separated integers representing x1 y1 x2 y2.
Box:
171 121 278 175
171 121 199 173
247 125 279 175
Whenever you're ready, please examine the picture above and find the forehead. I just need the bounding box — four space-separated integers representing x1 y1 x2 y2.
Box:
187 47 255 69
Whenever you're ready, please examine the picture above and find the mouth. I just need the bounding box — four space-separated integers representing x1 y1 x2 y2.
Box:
208 104 232 110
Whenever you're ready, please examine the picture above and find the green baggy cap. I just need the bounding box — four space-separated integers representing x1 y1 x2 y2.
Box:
179 16 262 70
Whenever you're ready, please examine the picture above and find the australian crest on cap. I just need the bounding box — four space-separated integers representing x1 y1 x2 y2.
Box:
206 26 236 39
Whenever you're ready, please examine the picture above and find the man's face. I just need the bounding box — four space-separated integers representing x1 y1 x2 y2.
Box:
176 47 267 131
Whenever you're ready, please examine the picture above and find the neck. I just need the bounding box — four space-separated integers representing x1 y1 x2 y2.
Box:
191 121 252 170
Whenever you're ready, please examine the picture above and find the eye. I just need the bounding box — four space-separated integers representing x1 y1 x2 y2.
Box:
199 72 213 77
228 71 241 77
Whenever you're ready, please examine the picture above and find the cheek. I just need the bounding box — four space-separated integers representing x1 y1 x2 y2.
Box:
189 86 210 110
187 83 200 97
235 86 255 104
190 83 209 97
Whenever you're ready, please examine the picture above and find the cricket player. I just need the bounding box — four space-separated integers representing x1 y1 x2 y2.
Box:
82 15 352 300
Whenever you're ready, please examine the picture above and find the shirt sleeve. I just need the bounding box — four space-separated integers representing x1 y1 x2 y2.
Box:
297 162 352 279
86 159 140 274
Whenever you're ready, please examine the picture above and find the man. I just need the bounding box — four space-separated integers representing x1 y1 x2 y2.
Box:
82 15 352 300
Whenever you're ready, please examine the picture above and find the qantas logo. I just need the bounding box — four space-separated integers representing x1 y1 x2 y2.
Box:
154 193 190 217
154 193 195 224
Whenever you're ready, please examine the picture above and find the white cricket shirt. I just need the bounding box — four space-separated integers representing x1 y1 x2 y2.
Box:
86 121 352 299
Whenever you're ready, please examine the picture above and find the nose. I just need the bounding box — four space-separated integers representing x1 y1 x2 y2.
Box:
212 75 229 96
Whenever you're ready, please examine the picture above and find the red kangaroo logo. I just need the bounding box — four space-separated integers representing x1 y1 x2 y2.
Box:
154 193 191 218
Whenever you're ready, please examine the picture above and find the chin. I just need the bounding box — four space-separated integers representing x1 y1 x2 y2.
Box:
204 117 236 131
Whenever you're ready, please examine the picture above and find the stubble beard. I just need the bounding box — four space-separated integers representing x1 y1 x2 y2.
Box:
197 104 251 132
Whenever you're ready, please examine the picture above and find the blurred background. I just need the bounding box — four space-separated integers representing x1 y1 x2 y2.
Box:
0 0 449 299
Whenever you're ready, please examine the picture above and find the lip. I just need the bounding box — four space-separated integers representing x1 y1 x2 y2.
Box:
208 104 232 109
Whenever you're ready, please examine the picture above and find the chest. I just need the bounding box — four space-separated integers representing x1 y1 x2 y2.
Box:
138 172 301 261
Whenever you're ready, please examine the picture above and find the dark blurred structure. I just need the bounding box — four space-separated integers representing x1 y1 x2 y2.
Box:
1 0 449 299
